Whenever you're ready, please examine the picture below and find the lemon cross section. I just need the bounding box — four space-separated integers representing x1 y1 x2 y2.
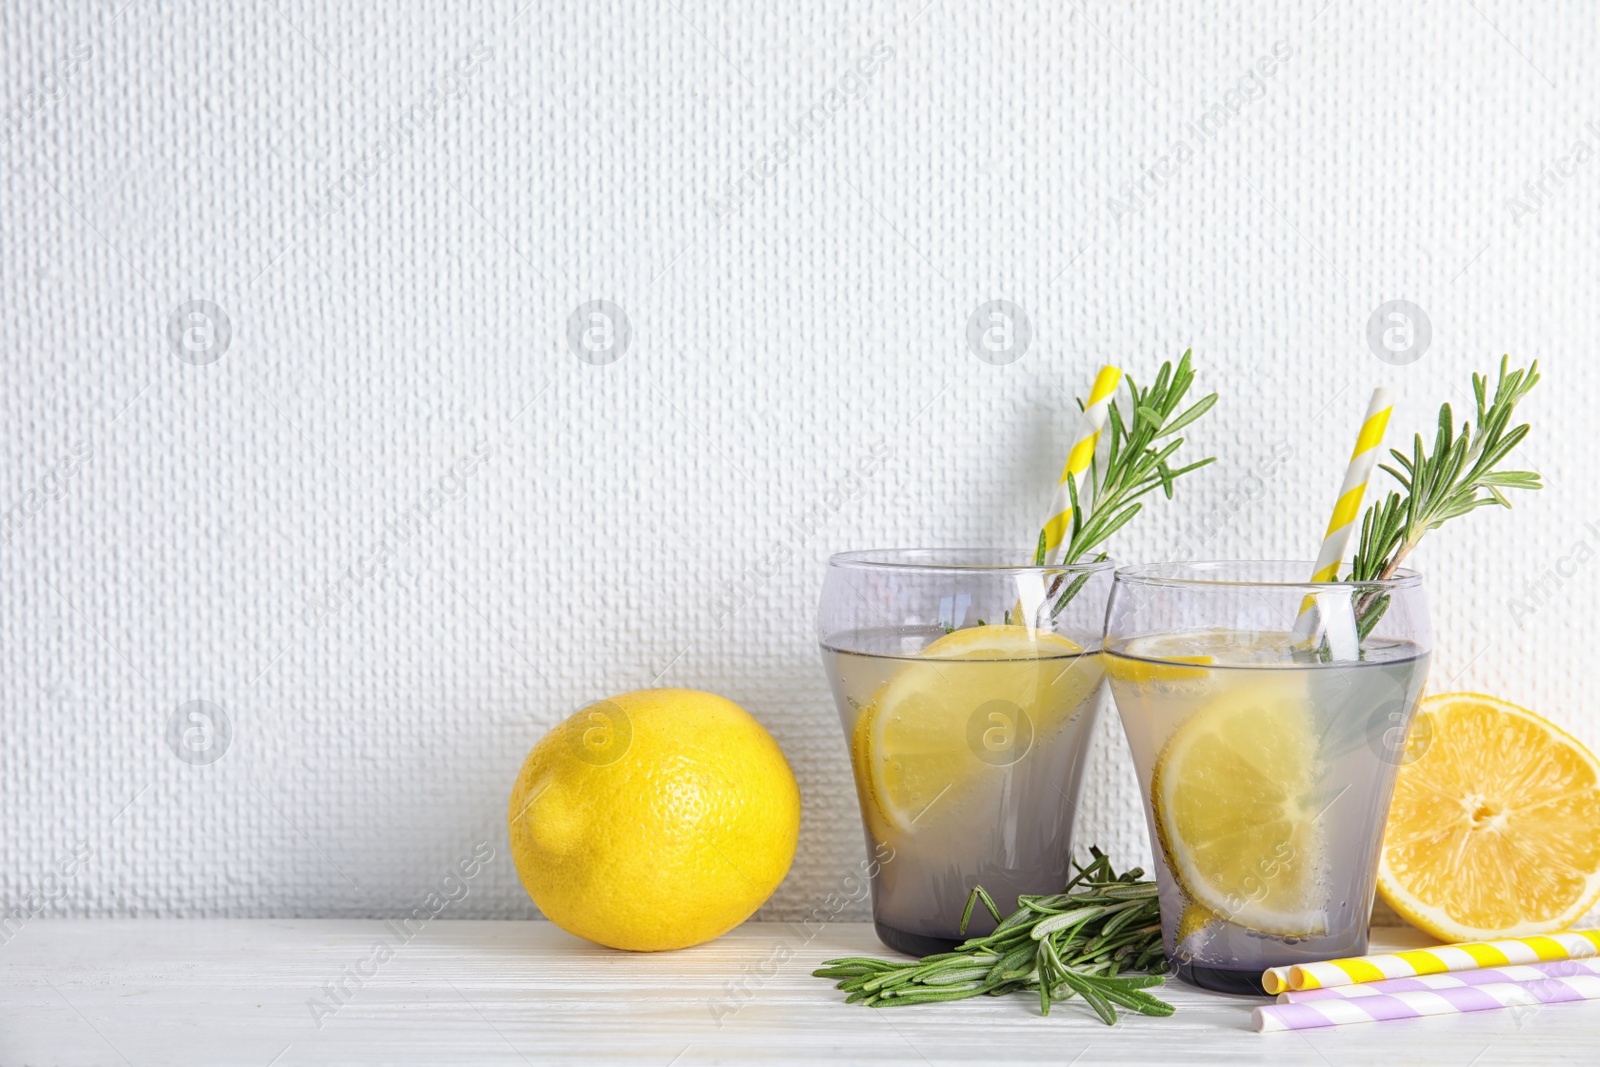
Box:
1378 692 1600 941
1152 674 1328 938
852 625 1094 834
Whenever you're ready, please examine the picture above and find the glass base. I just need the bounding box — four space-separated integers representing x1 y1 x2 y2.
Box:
873 920 961 958
1174 959 1269 996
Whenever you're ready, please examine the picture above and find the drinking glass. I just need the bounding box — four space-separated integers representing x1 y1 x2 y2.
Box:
1103 561 1432 994
817 549 1115 956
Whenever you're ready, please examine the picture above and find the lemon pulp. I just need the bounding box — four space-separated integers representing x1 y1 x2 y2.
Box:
1378 692 1600 940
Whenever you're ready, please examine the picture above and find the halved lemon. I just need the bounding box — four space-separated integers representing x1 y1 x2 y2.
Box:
1377 692 1600 941
853 625 1095 832
1152 674 1327 937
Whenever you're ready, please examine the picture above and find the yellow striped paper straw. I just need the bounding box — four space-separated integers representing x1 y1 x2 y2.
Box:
1290 387 1394 650
1039 365 1122 563
1307 386 1394 584
1280 958 1600 1002
1260 930 1600 994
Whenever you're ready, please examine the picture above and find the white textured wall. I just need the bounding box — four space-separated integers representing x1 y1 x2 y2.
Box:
2 0 1596 925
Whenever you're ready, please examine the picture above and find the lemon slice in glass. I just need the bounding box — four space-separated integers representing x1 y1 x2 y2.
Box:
1105 649 1214 685
855 625 1093 833
1152 673 1328 936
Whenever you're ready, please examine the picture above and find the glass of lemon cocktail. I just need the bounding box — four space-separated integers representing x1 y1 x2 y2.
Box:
1104 561 1431 994
818 549 1115 956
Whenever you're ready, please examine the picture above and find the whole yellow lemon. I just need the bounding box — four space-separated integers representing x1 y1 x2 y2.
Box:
507 688 801 951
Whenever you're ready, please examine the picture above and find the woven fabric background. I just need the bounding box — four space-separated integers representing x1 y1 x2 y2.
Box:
2 1 1595 925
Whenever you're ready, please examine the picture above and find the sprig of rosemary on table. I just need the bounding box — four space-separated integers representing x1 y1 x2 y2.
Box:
1036 352 1218 617
1346 358 1542 638
814 849 1174 1024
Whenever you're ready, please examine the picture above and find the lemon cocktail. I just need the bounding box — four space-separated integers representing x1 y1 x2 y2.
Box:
818 551 1115 955
816 358 1221 955
1104 563 1433 993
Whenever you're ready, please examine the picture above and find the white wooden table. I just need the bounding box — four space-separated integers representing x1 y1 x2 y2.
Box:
1 921 1591 1065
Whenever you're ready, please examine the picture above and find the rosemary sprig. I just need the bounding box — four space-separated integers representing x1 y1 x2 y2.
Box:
1038 352 1218 617
813 848 1174 1023
1346 358 1542 637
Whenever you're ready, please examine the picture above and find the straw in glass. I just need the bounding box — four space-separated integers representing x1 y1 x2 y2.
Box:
1038 365 1122 565
1290 386 1393 656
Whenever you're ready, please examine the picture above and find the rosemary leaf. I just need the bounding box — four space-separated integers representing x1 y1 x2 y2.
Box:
1048 351 1218 616
1346 358 1543 637
1030 906 1104 939
815 848 1172 1024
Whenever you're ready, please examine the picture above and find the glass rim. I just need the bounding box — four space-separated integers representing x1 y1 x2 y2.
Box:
826 548 1117 575
1112 559 1422 591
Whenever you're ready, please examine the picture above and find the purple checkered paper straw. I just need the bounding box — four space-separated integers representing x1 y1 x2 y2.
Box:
1254 975 1600 1031
1281 958 1600 1002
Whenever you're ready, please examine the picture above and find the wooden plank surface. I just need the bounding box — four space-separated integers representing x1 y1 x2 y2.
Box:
0 921 1591 1065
